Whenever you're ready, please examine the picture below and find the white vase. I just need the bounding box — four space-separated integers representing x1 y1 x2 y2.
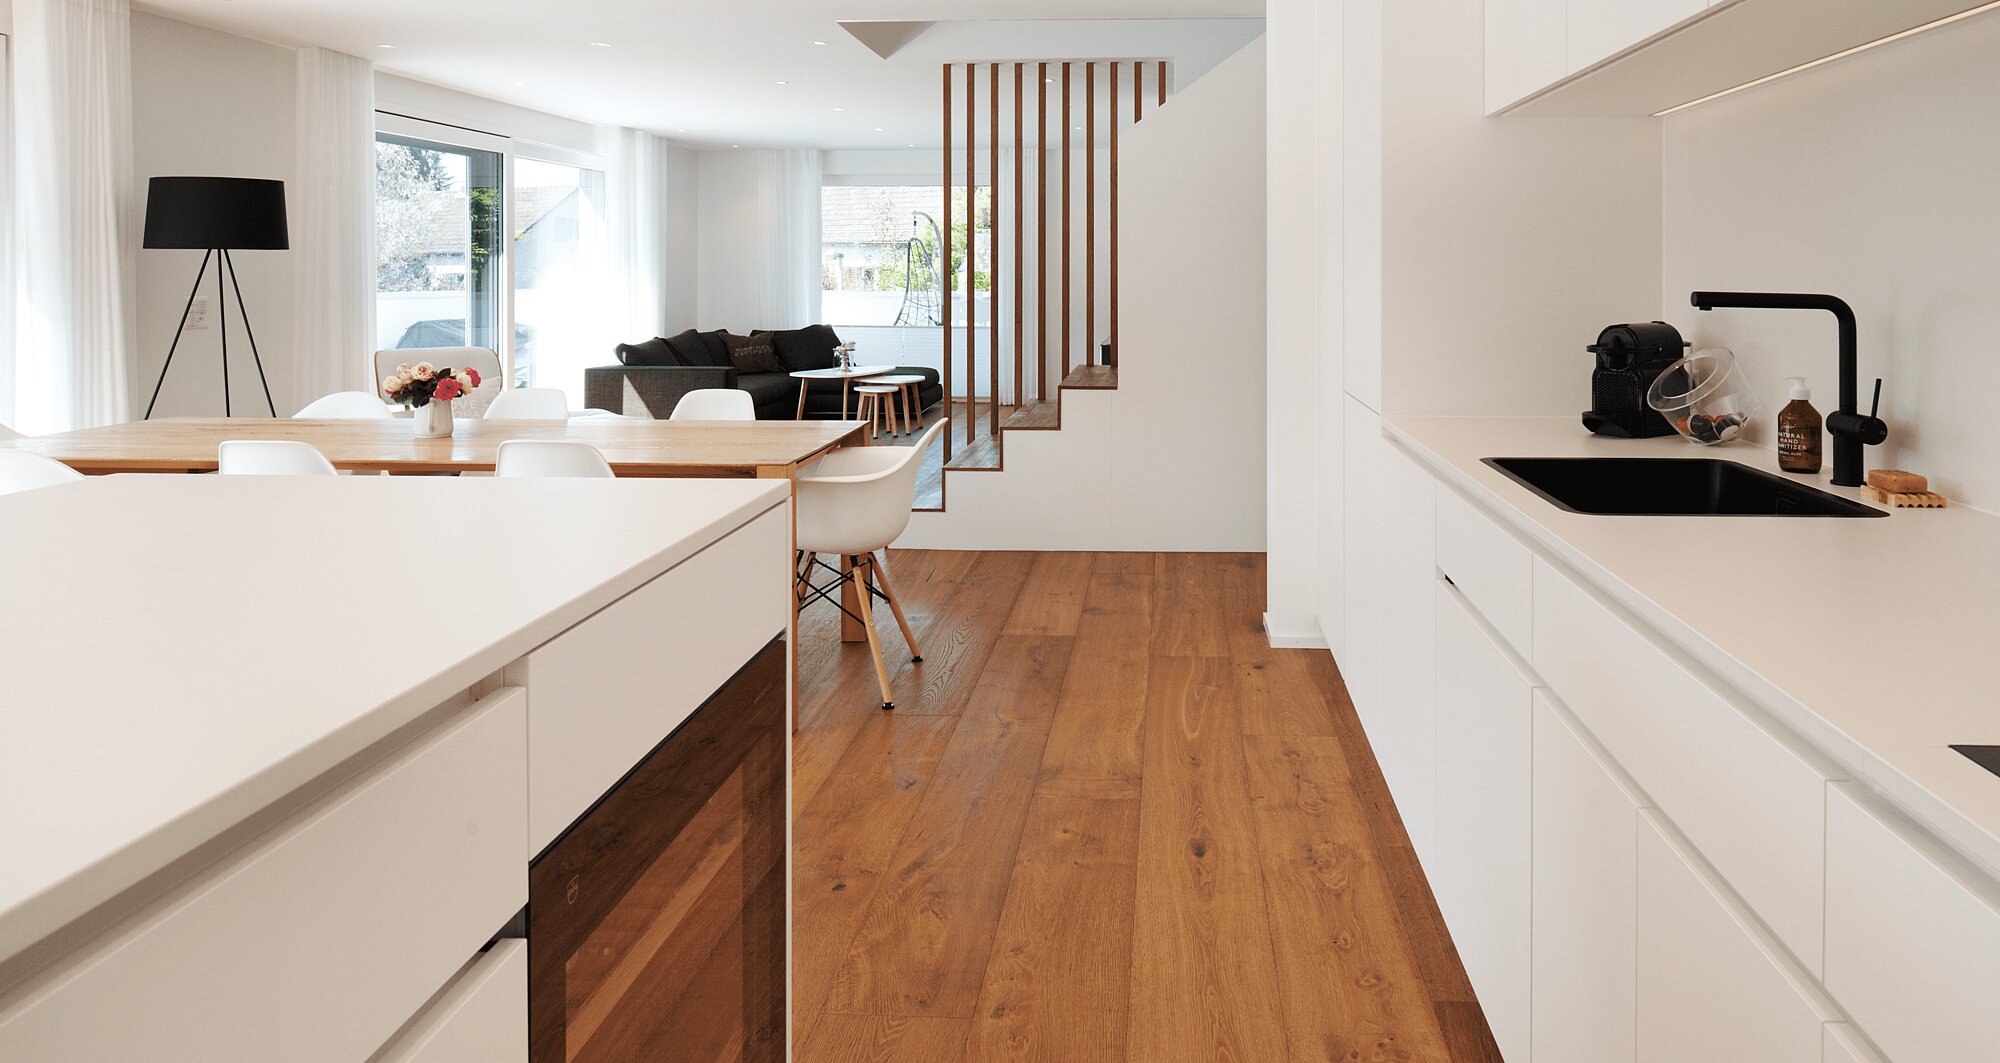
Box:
413 400 454 438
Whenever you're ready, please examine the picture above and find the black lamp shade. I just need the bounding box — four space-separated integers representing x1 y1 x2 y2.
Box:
142 177 289 250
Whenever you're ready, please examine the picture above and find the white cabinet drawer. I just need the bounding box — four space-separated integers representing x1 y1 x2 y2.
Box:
1825 783 2000 1061
514 505 789 853
1434 481 1532 657
1433 580 1533 1062
374 940 527 1063
0 689 528 1063
1532 556 1832 972
1637 810 1825 1063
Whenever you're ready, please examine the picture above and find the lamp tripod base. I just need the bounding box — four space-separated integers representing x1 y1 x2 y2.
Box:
143 248 278 419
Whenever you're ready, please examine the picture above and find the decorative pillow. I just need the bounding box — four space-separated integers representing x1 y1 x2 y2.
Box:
696 330 736 367
661 329 711 367
774 325 842 372
615 336 679 367
724 331 783 374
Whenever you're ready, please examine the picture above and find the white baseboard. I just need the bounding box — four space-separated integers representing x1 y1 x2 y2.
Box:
1262 612 1329 650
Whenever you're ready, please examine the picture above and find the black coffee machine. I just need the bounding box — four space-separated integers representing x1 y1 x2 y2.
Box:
1582 321 1689 438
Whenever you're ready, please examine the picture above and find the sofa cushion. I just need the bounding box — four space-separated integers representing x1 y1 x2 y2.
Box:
696 330 736 367
773 325 842 372
615 336 680 367
734 372 799 411
724 331 784 374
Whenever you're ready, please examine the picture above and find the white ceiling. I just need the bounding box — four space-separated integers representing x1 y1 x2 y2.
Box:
132 0 1265 149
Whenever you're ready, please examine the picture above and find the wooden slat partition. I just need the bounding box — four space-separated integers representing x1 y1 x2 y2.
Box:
964 61 976 448
1110 62 1119 369
990 61 1001 439
1037 63 1048 402
941 64 953 463
932 58 1173 441
1061 63 1071 381
1085 62 1096 368
1013 63 1024 409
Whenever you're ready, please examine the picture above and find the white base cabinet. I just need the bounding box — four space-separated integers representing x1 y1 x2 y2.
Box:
1825 783 2000 1061
1432 581 1534 1062
1530 693 1640 1063
1636 810 1825 1063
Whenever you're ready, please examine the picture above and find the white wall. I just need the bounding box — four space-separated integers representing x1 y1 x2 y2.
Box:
129 13 298 418
1269 0 1664 647
1662 14 2000 512
898 39 1267 552
659 141 700 333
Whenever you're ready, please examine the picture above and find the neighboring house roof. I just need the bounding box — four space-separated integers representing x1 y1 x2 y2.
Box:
821 186 942 245
406 184 577 259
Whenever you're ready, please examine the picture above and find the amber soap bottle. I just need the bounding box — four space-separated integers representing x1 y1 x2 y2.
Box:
1777 377 1823 474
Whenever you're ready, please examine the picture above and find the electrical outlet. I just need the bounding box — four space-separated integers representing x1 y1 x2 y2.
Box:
186 297 211 330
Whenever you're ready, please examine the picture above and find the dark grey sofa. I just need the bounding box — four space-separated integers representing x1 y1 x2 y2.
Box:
583 325 944 421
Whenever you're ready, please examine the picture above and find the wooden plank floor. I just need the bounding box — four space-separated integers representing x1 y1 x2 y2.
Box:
793 551 1503 1062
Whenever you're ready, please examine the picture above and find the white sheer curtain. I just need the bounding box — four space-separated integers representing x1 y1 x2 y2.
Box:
10 0 134 434
766 149 823 329
289 47 375 413
609 128 674 340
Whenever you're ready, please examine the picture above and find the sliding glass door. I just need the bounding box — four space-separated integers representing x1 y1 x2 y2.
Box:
374 134 506 368
511 157 607 405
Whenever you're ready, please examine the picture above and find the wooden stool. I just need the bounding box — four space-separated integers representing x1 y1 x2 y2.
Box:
868 374 926 436
853 385 899 442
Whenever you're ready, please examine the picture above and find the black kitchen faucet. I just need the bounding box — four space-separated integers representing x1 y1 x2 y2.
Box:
1689 291 1888 487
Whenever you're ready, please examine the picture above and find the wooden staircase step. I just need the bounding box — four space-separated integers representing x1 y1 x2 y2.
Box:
1003 401 1061 431
1060 365 1118 390
943 434 1003 472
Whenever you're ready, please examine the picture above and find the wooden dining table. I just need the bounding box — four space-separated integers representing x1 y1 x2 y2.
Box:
0 416 868 479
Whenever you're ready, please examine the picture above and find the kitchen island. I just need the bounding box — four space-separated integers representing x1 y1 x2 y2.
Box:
0 474 791 1061
1357 414 2000 1062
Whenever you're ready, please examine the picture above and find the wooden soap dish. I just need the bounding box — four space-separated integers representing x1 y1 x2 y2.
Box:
1862 484 1947 508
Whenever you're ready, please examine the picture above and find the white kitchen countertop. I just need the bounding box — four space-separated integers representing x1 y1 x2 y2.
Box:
1386 415 2000 880
0 474 788 963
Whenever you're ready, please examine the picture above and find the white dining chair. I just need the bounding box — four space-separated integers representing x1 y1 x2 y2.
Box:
0 422 22 440
670 389 756 421
794 417 948 711
483 388 570 421
375 347 503 419
494 440 615 479
217 440 339 476
295 391 393 419
0 452 85 496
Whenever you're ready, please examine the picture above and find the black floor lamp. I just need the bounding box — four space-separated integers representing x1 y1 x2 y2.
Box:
141 176 289 418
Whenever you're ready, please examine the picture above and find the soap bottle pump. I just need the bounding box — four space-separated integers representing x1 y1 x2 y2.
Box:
1777 377 1823 474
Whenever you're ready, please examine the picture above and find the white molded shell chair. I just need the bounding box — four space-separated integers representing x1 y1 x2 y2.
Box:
375 347 502 419
0 451 85 496
295 391 393 419
670 389 756 421
483 387 570 421
494 439 615 479
0 422 22 439
794 418 947 710
217 440 338 476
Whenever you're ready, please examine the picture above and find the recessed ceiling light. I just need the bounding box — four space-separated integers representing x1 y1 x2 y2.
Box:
907 144 916 148
1074 126 1083 131
776 80 789 85
589 41 612 48
829 107 843 112
376 43 396 49
812 40 828 46
1045 78 1054 83
513 81 526 88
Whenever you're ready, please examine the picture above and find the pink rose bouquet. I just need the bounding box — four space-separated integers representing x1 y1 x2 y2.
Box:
383 362 481 408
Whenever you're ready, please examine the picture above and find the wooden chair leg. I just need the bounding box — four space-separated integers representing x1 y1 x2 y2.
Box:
870 552 922 662
850 555 896 709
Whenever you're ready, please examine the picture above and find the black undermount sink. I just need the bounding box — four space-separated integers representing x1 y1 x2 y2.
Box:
1484 457 1887 518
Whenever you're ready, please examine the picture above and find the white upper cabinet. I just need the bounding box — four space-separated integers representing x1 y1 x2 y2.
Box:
1487 0 1991 116
1485 0 1566 114
1432 582 1535 1061
1566 0 1710 75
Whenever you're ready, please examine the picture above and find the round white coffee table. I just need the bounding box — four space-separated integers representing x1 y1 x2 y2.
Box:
791 365 897 420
